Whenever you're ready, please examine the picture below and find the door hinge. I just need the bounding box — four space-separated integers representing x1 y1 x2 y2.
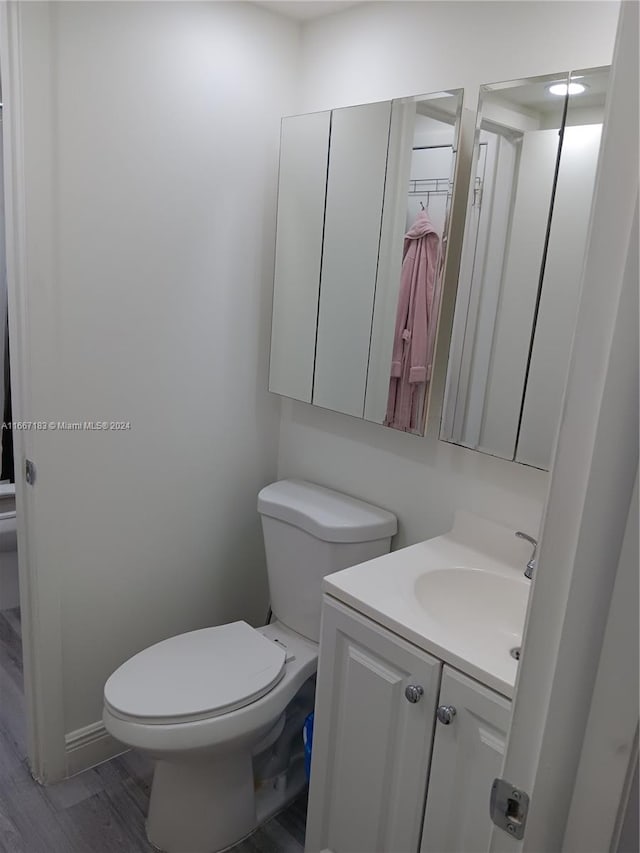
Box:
25 458 36 486
490 777 529 840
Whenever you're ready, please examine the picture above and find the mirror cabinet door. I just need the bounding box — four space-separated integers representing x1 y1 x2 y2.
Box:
313 101 392 417
268 91 463 435
516 67 609 467
365 91 463 433
269 111 330 402
441 68 610 469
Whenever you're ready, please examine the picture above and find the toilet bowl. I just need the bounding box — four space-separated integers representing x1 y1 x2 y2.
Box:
105 621 318 853
103 480 397 853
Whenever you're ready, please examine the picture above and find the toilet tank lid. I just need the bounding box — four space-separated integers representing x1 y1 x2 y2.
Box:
257 480 397 543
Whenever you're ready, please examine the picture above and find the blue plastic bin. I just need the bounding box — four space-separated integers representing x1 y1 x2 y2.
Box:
303 712 314 781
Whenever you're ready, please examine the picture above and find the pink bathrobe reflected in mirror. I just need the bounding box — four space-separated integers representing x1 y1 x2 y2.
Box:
385 210 441 432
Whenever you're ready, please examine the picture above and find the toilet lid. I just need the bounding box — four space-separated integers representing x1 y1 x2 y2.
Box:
104 622 287 724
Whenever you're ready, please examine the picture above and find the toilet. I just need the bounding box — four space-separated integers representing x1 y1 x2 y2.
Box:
103 480 396 853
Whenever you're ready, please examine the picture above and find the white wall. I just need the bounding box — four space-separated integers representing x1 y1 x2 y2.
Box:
294 1 618 112
14 1 298 740
277 0 618 547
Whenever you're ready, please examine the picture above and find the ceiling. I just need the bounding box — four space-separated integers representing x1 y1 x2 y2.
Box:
258 1 361 21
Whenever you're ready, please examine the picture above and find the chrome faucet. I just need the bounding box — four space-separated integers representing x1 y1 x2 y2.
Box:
515 531 537 579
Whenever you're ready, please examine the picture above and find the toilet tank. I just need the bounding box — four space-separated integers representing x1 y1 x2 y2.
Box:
257 480 397 642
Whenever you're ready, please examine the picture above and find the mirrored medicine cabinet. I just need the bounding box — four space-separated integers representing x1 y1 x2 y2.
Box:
441 67 610 470
268 89 464 436
268 68 610 468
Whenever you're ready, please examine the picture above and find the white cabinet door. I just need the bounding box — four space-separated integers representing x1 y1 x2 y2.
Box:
269 111 331 402
313 100 392 418
420 666 511 853
515 124 603 469
305 597 441 853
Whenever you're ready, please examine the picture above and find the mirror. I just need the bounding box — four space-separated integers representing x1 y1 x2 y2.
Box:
365 91 462 433
441 68 609 469
268 90 463 436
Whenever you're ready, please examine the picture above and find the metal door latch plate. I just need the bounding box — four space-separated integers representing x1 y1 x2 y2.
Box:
25 459 36 486
490 777 529 840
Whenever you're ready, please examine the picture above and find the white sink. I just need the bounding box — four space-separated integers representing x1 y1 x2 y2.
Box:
414 567 529 652
322 511 535 698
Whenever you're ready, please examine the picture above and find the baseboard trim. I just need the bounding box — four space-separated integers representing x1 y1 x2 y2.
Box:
65 721 127 777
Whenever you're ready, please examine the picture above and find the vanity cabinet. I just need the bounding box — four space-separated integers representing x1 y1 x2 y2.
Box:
305 597 512 853
420 667 511 852
305 598 441 853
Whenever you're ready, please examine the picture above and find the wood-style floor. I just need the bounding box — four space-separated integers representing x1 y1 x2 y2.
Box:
0 607 307 853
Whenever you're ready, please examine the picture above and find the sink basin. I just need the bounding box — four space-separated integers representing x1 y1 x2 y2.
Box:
322 511 537 697
413 568 529 648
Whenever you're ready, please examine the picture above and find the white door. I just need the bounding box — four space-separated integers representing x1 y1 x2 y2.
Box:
421 666 511 853
305 597 441 853
488 6 637 852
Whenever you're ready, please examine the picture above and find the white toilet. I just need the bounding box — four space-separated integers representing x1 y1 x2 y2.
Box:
103 480 396 853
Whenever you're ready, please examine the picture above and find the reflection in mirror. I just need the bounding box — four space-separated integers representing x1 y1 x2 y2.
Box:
268 90 463 435
364 90 463 434
515 67 608 467
441 69 609 469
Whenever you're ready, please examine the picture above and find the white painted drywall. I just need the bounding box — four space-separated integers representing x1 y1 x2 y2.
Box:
294 2 618 112
277 0 618 547
16 1 298 737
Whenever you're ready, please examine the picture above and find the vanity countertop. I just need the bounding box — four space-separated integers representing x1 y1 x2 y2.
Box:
322 511 534 699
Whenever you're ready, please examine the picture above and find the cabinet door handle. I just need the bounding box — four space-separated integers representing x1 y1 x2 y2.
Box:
436 704 457 724
404 684 424 703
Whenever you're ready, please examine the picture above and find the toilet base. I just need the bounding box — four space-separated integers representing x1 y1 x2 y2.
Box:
255 755 307 825
146 750 256 853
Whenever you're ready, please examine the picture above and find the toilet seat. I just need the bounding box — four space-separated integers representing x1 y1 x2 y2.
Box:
104 621 287 725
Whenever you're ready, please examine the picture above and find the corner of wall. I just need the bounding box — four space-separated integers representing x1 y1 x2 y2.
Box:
65 721 126 778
